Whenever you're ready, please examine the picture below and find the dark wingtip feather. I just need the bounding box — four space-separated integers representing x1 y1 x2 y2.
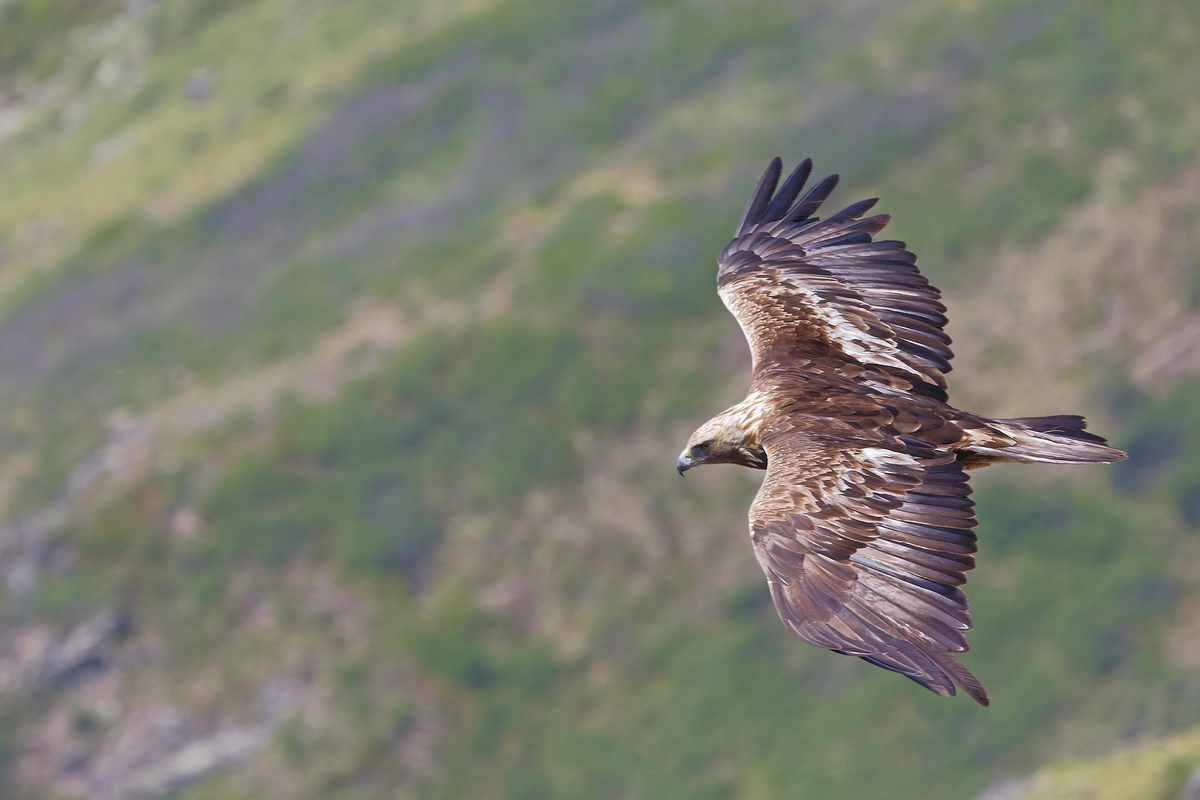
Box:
762 158 813 223
855 654 954 697
833 197 879 220
788 173 840 221
738 157 783 235
935 653 989 706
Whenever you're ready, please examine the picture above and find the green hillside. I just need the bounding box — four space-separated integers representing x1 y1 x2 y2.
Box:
1 0 1199 797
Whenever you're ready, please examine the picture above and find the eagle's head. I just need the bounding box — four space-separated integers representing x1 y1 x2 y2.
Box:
677 403 768 474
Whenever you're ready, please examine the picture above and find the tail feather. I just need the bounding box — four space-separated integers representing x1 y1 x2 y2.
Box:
963 415 1125 465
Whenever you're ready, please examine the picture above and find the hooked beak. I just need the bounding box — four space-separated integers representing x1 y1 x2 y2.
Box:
676 452 693 476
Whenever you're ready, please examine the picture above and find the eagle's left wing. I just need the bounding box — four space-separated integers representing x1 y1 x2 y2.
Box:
749 430 988 705
717 158 953 400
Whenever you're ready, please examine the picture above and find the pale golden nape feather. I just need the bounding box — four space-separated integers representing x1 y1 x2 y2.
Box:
677 395 770 473
675 156 1126 705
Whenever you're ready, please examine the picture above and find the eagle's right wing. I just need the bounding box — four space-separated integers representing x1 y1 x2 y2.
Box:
748 430 987 705
717 158 953 399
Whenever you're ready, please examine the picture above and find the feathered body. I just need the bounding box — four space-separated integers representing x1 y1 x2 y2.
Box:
677 158 1124 705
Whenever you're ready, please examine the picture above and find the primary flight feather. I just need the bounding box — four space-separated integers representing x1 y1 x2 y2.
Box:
676 157 1126 706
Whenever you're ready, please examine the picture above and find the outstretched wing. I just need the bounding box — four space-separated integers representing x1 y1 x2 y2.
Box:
750 431 987 704
717 157 953 399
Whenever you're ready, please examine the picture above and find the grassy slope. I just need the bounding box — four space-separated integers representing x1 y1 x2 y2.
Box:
978 725 1200 800
1 0 1199 798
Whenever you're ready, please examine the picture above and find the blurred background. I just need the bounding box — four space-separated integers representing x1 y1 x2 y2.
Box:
0 0 1198 798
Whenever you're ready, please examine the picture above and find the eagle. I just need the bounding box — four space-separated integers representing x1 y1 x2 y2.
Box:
676 157 1126 706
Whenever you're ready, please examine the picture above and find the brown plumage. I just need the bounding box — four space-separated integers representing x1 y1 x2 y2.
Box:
676 157 1126 706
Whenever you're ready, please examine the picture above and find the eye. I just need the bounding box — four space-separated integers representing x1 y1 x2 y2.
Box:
695 440 712 452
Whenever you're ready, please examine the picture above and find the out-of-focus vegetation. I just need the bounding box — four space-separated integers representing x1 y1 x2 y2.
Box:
1 0 1200 798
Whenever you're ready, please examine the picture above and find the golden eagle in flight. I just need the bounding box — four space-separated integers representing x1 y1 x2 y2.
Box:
676 158 1125 706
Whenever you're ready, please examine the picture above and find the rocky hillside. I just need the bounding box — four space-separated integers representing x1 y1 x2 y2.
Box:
1 0 1199 798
